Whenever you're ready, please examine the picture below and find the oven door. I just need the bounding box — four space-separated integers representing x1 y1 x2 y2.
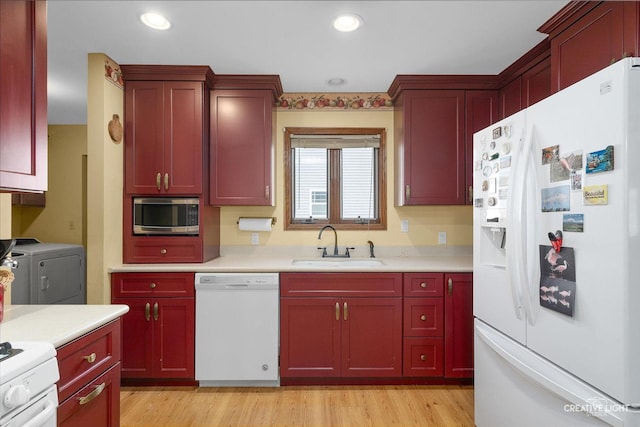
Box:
0 384 57 427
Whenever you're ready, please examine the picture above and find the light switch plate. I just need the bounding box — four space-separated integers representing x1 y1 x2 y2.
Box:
251 233 259 245
438 231 447 245
401 220 409 233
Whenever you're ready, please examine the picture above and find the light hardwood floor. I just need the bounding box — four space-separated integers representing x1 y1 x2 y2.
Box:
120 385 474 427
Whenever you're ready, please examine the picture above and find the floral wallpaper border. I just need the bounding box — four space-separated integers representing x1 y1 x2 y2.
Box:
277 92 392 111
104 56 124 89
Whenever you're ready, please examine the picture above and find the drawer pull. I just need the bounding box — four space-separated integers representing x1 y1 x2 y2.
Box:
156 173 161 191
164 173 169 191
78 382 106 405
420 354 427 361
149 282 157 289
420 314 427 321
420 282 427 288
145 302 151 321
83 353 97 363
160 248 167 255
448 278 453 296
153 302 159 320
343 302 348 321
335 302 340 321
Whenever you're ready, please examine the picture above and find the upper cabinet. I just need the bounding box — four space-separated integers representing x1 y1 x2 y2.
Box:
0 1 47 193
209 75 282 206
121 65 215 196
539 1 640 92
389 77 498 206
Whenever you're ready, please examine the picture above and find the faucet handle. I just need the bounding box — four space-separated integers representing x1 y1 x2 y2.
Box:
345 247 355 257
317 247 328 257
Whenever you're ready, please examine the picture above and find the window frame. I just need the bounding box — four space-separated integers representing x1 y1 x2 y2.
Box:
284 127 387 230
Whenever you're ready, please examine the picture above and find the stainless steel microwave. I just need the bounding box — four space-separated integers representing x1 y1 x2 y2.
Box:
133 198 199 235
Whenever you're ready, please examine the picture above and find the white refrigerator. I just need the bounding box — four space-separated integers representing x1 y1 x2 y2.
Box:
473 57 640 427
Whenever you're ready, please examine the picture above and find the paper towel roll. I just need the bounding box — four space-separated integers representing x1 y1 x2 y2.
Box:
238 218 273 232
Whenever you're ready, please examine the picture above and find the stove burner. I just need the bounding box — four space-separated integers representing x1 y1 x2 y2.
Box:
0 342 23 362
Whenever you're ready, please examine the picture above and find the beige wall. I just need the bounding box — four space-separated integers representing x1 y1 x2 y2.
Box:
86 53 123 304
220 110 473 248
12 125 87 244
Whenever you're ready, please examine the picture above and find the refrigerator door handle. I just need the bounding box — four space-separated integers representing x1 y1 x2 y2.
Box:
475 320 625 427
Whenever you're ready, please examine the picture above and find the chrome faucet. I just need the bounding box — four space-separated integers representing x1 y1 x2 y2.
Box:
318 225 352 257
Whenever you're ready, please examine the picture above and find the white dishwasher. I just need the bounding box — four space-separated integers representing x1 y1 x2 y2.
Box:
195 272 279 387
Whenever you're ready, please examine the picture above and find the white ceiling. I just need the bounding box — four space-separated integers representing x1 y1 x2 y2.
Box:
47 0 568 124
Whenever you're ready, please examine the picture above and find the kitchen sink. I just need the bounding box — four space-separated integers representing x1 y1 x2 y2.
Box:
291 258 384 267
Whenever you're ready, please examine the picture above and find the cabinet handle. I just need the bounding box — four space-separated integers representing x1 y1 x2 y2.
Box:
420 282 427 289
468 185 473 203
448 278 453 296
156 173 161 191
164 173 169 191
149 282 156 289
420 314 427 321
420 354 427 361
78 382 106 406
343 302 348 321
160 248 167 255
335 302 340 320
405 185 410 201
153 302 159 320
265 185 270 199
145 302 151 321
83 353 97 363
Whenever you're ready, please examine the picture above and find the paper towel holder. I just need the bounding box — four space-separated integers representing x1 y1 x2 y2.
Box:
236 217 277 226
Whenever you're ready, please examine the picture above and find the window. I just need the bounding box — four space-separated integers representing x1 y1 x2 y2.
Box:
284 127 386 230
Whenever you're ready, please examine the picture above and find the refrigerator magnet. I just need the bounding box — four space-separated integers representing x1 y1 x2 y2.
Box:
541 186 570 212
583 184 608 205
539 245 576 317
586 145 614 174
562 214 584 232
570 171 582 191
542 145 559 165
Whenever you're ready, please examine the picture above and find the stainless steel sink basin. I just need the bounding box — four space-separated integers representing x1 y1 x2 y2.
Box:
291 258 384 267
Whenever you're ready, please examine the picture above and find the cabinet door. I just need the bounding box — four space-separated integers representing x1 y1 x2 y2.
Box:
499 77 522 119
58 363 120 427
399 91 465 205
164 82 204 195
444 273 474 378
465 91 499 204
112 298 154 378
210 90 274 205
154 297 195 378
280 298 341 377
551 1 628 91
522 57 551 108
342 297 402 377
124 81 165 194
0 0 47 192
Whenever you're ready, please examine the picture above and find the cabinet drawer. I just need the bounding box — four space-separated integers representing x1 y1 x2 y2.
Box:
280 273 402 297
112 272 195 298
403 273 444 297
126 238 203 263
57 362 121 427
56 320 121 403
403 337 443 377
403 298 443 337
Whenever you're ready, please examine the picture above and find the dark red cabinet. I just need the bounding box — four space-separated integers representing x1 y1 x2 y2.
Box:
124 80 206 195
0 0 47 192
394 90 466 205
210 89 276 205
444 273 474 378
111 272 195 381
280 273 403 379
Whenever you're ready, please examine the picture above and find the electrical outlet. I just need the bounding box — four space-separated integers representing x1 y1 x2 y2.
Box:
401 220 409 233
438 231 447 245
251 233 259 245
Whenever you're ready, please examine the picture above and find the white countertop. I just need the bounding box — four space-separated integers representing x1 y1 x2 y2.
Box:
109 246 473 273
0 304 129 348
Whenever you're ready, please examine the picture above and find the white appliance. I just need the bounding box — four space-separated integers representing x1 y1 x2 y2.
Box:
195 272 279 387
473 57 640 426
0 341 59 427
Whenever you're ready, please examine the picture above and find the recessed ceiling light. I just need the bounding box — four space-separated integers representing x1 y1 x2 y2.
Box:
333 14 363 32
140 12 171 30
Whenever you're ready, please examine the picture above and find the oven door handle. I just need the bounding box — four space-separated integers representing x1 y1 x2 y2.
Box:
22 398 56 427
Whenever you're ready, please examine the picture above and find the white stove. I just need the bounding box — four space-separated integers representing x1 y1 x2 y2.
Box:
0 341 59 427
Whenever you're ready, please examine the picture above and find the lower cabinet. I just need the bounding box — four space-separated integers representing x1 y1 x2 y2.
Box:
444 273 474 378
111 272 195 382
56 319 121 427
280 273 403 378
